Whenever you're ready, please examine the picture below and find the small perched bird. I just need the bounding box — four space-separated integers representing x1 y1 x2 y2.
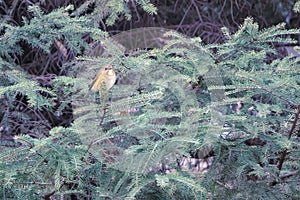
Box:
89 64 117 92
85 65 117 126
85 64 117 107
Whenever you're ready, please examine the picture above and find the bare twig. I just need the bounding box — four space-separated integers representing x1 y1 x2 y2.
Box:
44 189 55 200
277 105 300 171
279 170 298 179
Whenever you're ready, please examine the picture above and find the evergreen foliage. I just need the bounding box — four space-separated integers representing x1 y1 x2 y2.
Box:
294 0 300 13
0 1 299 199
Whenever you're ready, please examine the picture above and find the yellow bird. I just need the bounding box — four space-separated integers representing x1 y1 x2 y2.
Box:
89 64 117 92
87 65 117 126
86 64 117 106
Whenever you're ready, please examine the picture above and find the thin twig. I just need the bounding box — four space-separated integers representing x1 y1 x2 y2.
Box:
279 170 298 179
44 189 55 200
277 105 300 171
271 105 300 186
98 91 107 127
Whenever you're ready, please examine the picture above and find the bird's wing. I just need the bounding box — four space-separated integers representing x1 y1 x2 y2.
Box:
89 72 106 91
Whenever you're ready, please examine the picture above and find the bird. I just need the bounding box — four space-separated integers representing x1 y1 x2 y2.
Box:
89 64 117 92
85 64 117 107
85 64 117 126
